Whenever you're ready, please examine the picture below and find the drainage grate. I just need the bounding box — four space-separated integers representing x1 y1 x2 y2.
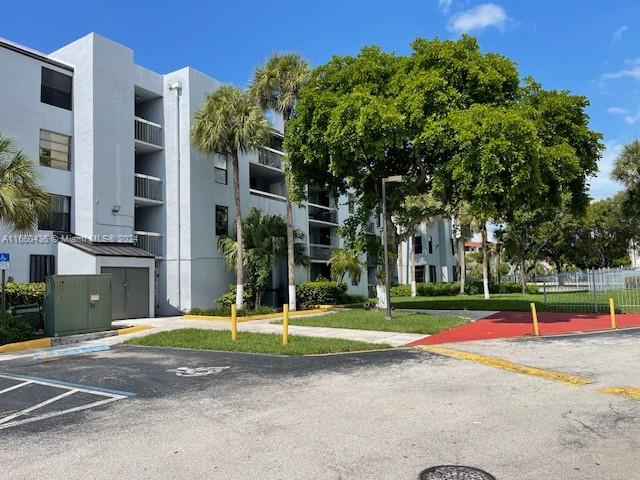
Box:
419 466 496 480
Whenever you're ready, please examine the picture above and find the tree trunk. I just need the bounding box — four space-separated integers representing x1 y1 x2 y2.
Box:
520 258 527 294
458 236 466 295
410 233 417 297
283 116 297 311
481 224 490 299
231 151 244 310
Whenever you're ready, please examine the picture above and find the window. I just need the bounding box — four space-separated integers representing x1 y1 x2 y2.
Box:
429 265 437 283
215 205 228 236
415 266 425 283
214 157 227 185
414 236 423 254
347 194 355 214
268 134 284 152
428 236 434 254
39 194 70 232
30 255 55 282
450 238 456 256
40 130 70 170
41 67 72 110
452 265 459 282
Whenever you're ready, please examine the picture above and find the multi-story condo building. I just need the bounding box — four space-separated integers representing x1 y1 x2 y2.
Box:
0 33 457 318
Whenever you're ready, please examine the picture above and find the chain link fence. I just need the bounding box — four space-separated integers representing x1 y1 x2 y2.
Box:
540 267 640 313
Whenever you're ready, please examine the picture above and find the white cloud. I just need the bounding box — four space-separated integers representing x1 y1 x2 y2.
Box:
612 25 628 42
438 0 453 13
601 58 640 81
590 140 624 199
608 106 640 124
447 3 508 33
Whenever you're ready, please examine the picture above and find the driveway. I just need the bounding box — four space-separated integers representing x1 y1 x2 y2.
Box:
1 330 640 479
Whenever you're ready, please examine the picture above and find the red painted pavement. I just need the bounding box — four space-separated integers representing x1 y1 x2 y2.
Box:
410 311 640 346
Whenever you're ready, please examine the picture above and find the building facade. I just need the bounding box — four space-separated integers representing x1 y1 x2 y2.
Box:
0 33 457 317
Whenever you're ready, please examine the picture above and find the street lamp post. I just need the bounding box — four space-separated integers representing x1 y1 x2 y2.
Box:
382 175 403 320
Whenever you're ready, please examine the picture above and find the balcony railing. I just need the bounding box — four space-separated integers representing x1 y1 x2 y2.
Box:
134 173 162 202
134 116 163 147
135 231 163 258
249 188 286 202
309 244 336 261
308 205 338 224
258 147 283 169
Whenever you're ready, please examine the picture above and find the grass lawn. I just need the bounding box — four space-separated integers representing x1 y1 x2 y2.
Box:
393 293 541 312
276 309 468 334
126 329 391 355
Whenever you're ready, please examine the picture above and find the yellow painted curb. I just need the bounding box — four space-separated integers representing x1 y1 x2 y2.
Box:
600 386 640 401
419 345 593 386
0 337 52 353
183 308 330 323
117 325 153 335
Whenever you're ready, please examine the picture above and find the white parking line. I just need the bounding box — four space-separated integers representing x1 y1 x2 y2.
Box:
0 380 32 395
0 373 132 430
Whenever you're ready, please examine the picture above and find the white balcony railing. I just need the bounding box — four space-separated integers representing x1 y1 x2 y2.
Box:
249 188 286 202
258 147 283 169
308 204 338 224
134 116 163 147
134 173 163 202
134 231 163 258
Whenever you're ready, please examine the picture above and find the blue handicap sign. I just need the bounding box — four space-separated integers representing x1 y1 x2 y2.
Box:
0 253 10 262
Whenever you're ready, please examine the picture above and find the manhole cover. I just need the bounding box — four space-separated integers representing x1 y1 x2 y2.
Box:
419 465 496 480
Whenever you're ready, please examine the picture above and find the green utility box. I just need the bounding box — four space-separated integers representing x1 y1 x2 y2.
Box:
44 274 112 337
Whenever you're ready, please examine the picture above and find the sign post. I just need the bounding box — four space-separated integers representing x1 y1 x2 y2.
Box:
0 253 10 326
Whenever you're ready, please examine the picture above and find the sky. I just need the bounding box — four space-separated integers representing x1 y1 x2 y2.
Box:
3 0 640 200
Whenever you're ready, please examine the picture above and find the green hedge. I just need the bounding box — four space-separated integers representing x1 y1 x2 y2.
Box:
391 281 538 297
188 306 276 317
0 315 35 345
5 282 46 306
297 281 347 308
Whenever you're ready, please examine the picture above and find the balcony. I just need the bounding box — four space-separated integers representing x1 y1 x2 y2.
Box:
258 147 283 170
308 204 338 225
134 116 163 153
249 188 286 202
135 231 163 258
309 244 336 262
134 173 163 207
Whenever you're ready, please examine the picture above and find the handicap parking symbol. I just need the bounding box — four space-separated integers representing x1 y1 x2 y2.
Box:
166 366 230 377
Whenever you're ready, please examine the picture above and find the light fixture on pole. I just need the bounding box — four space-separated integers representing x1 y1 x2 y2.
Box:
382 175 404 320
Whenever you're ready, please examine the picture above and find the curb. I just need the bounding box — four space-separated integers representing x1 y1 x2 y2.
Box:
32 344 110 360
0 337 52 353
117 325 153 335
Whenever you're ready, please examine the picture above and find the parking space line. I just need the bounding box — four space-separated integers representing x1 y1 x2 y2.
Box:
0 389 77 425
0 373 136 397
418 345 593 386
0 380 32 395
0 397 122 430
600 386 640 401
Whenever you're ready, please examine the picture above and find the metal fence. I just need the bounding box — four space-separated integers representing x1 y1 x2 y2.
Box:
540 267 640 313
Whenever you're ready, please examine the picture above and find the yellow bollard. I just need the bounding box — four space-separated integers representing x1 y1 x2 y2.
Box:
282 303 289 345
530 303 540 337
231 304 238 342
609 298 617 329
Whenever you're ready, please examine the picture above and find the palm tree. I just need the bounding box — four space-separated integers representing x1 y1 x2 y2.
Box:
328 247 362 286
612 140 640 191
218 207 308 307
250 53 310 311
192 86 269 310
452 202 474 296
0 134 48 231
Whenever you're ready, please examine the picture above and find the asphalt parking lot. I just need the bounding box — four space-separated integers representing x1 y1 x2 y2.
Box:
2 332 640 480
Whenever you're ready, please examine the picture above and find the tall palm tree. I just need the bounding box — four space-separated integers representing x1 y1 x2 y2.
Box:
612 140 640 191
250 53 310 311
192 86 269 310
328 247 362 286
452 202 474 296
218 207 308 307
0 134 48 231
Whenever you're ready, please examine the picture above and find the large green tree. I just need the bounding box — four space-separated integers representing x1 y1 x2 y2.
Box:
250 53 310 311
612 139 640 229
192 86 269 310
0 134 49 231
286 36 601 301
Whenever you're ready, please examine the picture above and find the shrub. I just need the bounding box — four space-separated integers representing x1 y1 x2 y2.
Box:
215 284 253 309
362 298 378 310
338 294 368 305
417 282 461 297
297 281 347 308
5 282 46 307
188 306 276 317
0 315 35 345
390 284 411 297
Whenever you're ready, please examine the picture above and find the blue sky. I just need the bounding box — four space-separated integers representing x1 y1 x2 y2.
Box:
3 0 639 199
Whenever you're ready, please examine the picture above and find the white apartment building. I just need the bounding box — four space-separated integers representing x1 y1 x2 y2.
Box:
0 33 457 318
